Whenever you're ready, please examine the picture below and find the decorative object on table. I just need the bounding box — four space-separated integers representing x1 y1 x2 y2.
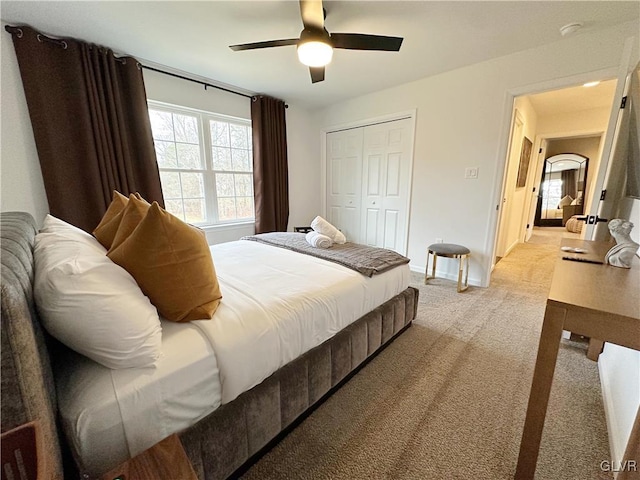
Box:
605 219 639 268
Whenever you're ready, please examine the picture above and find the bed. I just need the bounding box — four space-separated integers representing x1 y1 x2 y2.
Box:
541 208 563 220
1 212 418 479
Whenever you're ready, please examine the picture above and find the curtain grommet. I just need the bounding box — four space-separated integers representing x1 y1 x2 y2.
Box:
36 33 67 49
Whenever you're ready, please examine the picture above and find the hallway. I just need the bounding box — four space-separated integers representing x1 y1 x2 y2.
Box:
527 226 581 246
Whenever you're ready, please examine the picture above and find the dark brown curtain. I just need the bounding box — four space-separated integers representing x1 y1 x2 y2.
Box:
561 168 577 199
251 95 289 233
7 25 164 232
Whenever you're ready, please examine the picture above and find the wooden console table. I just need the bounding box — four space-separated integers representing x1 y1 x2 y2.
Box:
515 239 640 479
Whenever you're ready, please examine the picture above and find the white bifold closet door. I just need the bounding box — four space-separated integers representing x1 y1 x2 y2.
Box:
326 127 364 243
326 117 412 254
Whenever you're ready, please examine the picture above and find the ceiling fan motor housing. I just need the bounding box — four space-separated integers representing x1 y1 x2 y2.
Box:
298 27 332 48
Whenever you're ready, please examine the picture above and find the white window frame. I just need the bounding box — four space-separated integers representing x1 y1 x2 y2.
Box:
148 100 254 227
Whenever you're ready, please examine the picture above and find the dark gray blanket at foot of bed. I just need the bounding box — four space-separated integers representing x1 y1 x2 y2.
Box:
241 233 410 277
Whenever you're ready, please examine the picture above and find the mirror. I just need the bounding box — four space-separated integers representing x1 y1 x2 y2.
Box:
535 153 589 227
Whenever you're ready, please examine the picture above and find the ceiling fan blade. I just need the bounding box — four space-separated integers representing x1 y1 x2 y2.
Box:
310 66 325 83
229 38 298 51
331 33 403 51
299 0 325 30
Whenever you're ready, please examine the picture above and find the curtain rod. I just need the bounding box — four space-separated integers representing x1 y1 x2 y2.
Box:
141 65 253 99
6 25 286 106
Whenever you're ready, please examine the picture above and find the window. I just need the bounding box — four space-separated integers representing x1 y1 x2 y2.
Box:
542 179 563 210
148 101 254 226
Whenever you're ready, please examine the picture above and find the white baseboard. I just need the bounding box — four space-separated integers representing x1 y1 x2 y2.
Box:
504 239 519 257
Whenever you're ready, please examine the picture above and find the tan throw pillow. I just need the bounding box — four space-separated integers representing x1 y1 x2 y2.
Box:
93 191 129 249
108 194 151 252
108 202 222 322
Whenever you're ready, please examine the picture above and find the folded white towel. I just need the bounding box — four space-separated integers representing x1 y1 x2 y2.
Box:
311 216 346 244
305 231 333 249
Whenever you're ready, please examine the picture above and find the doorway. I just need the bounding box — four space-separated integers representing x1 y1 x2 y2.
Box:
493 79 617 268
495 110 525 261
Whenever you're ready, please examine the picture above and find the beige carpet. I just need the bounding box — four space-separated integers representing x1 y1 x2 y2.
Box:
528 226 581 245
242 234 611 479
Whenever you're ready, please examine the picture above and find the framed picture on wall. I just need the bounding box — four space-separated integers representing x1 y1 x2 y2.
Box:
516 136 533 188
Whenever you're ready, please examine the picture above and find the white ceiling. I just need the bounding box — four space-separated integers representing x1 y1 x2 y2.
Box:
527 79 618 117
1 1 638 109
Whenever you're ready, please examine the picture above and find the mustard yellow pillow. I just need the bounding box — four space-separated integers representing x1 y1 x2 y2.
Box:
107 202 222 322
93 191 129 249
108 194 150 252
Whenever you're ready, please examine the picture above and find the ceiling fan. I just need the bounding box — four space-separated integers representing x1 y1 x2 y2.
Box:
229 0 403 84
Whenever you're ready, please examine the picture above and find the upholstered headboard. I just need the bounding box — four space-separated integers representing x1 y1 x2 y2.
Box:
1 212 64 479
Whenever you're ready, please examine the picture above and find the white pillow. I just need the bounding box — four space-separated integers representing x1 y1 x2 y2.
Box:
34 226 162 369
558 195 573 208
40 215 106 254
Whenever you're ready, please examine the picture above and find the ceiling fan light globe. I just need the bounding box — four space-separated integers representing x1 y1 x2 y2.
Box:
297 41 333 67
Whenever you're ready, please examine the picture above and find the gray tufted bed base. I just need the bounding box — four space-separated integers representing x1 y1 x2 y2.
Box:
0 212 418 479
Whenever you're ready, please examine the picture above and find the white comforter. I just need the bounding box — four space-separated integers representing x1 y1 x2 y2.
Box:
542 208 563 219
57 239 409 476
197 240 409 404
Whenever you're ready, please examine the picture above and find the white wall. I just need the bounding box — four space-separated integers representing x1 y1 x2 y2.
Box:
285 106 321 231
599 196 640 471
0 23 49 225
497 97 538 258
316 21 639 286
143 68 250 118
545 136 602 159
600 344 640 471
537 107 611 137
